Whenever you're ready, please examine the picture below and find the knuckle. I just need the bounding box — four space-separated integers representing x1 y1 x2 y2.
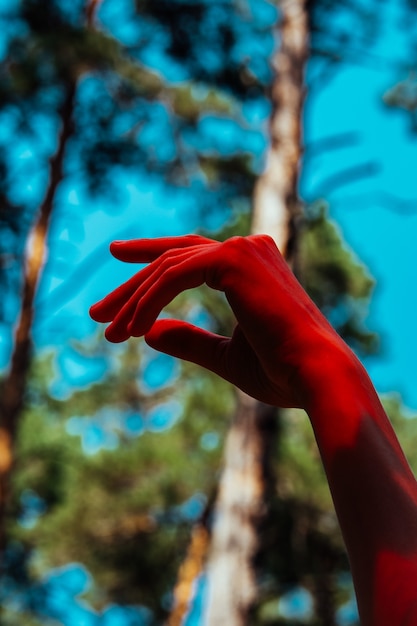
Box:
184 234 199 243
163 264 178 279
158 250 176 266
225 235 245 246
184 234 209 246
222 235 248 257
257 233 276 248
249 233 278 252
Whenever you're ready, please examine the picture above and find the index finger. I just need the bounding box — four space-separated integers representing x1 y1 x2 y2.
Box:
110 234 216 263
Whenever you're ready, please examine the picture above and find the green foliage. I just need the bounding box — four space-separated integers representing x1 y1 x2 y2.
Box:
8 202 381 623
0 609 54 626
10 341 235 620
383 395 417 473
252 405 349 623
300 202 378 355
278 409 332 510
1 2 412 624
0 0 266 315
133 0 275 98
383 74 417 132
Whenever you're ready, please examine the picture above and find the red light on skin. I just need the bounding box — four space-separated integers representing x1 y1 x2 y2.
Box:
91 234 417 626
373 551 417 626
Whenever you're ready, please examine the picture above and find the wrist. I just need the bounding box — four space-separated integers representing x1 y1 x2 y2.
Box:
297 340 417 626
300 342 363 408
297 341 382 453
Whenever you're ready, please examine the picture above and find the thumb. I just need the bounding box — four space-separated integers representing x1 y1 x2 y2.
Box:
144 319 230 378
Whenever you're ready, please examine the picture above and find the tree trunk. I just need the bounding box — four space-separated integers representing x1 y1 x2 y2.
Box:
205 394 277 625
252 0 309 260
85 0 103 27
0 84 76 556
0 0 103 564
205 1 309 624
166 523 209 626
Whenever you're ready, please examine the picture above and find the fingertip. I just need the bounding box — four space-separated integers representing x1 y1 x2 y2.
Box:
89 302 109 323
127 319 148 338
109 240 125 256
110 239 148 262
89 303 98 320
144 318 172 346
144 321 176 355
104 323 131 343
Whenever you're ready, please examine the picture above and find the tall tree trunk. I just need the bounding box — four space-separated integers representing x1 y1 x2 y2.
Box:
204 394 278 625
205 1 309 624
85 0 103 27
0 84 76 556
0 0 103 562
252 0 308 260
310 531 338 626
166 523 210 626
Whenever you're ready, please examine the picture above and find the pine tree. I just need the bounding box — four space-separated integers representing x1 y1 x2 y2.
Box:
0 0 268 565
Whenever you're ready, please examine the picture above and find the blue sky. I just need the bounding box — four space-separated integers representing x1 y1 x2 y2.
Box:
32 0 417 410
2 0 416 411
301 1 417 408
0 0 416 622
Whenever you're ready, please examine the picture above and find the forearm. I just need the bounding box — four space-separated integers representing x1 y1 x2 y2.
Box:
90 233 417 623
303 348 417 626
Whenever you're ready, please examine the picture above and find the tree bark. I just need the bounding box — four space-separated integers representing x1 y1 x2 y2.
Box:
85 0 103 27
0 0 104 563
166 523 209 626
252 0 309 261
0 84 76 556
205 394 277 625
205 1 309 624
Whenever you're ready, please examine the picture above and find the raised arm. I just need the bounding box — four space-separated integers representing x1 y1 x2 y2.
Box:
90 234 417 626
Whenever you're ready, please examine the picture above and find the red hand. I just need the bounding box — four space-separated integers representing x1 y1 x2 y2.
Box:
90 234 345 408
90 233 417 625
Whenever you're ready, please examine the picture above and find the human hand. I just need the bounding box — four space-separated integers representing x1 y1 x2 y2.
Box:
90 234 417 626
90 234 349 408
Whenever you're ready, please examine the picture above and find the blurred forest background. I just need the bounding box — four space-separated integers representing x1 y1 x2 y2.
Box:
0 0 417 624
